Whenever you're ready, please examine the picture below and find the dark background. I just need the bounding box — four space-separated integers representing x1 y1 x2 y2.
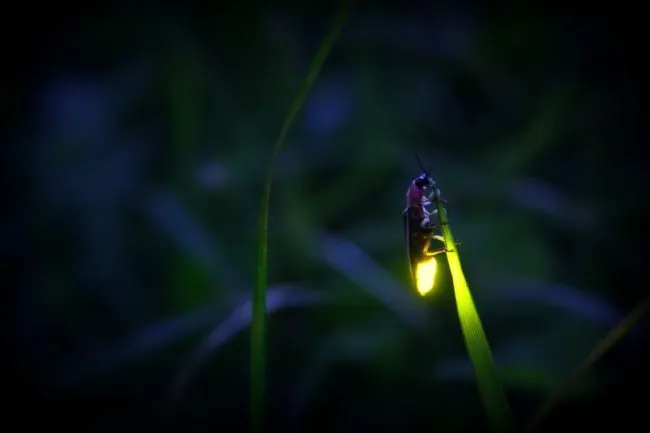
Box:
5 2 648 432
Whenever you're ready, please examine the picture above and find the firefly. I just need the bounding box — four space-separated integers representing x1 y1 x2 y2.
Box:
403 155 458 295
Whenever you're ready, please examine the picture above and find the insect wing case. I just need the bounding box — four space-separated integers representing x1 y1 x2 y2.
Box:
403 206 431 283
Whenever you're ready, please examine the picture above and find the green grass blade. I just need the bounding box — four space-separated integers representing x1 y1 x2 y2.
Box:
251 5 353 433
434 196 513 433
525 297 650 432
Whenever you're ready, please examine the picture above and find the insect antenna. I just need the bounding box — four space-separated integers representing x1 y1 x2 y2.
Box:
414 152 427 174
414 152 441 199
414 152 436 178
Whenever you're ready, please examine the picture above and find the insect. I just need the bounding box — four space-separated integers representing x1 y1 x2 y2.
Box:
403 155 458 295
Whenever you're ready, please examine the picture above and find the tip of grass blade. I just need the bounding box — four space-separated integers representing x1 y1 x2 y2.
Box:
250 4 353 432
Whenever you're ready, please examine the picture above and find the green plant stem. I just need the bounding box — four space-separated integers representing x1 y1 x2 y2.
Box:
251 4 353 433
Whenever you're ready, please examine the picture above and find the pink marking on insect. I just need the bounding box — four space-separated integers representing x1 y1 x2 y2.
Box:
405 174 435 228
406 183 426 208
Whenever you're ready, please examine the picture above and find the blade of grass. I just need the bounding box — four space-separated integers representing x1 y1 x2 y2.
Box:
525 297 650 432
170 286 329 404
251 4 353 433
319 233 429 329
434 187 513 433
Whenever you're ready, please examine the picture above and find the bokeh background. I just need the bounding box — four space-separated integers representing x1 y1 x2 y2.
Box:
6 2 648 433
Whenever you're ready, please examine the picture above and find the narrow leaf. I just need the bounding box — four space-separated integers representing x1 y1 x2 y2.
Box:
251 4 353 433
434 191 513 433
171 286 328 403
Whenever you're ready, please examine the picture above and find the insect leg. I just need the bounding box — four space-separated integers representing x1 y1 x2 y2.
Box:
421 219 442 236
432 235 461 244
422 238 444 257
432 235 462 248
425 246 448 256
420 214 435 230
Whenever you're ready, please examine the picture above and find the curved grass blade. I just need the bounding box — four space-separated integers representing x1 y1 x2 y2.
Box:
320 233 429 330
170 285 328 403
434 191 513 433
56 302 224 391
251 4 353 433
525 297 650 432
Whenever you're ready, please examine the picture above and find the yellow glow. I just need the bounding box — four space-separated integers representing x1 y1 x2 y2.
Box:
415 257 437 296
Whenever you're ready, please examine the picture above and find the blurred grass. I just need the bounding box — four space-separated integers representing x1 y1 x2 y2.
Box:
526 297 650 432
251 4 353 431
